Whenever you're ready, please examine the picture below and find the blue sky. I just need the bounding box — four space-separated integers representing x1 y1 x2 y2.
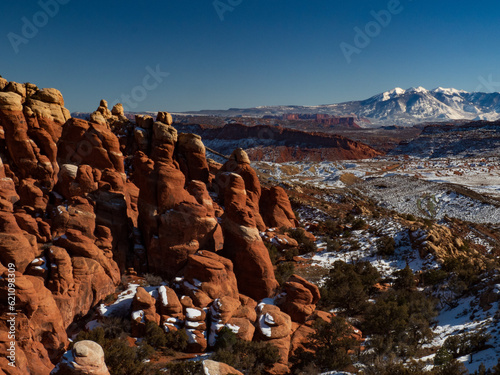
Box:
1 0 500 112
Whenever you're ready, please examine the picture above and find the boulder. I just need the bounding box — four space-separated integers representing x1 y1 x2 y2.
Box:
31 88 65 106
0 92 23 111
202 360 244 375
156 111 173 125
184 251 239 300
135 115 154 129
157 285 183 318
255 304 292 367
184 307 207 353
4 81 26 98
51 340 110 375
130 287 160 337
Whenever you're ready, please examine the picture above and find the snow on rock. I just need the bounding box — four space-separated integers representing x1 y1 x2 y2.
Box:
158 285 168 306
258 313 274 338
186 308 202 320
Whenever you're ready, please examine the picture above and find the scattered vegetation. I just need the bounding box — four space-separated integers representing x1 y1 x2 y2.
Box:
275 261 296 285
319 260 381 314
162 361 203 375
265 242 297 285
440 329 492 359
376 235 396 257
212 327 280 375
285 227 317 254
362 266 438 359
292 315 357 373
143 321 188 355
142 273 164 286
74 324 161 375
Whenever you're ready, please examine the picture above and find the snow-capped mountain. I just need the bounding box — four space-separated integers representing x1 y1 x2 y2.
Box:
185 87 500 127
357 86 500 125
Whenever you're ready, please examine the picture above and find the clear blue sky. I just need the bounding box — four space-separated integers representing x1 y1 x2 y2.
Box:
1 0 500 112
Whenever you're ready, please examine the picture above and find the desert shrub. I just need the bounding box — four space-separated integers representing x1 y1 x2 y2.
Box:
144 321 167 349
434 346 453 366
275 261 296 286
442 329 492 358
284 247 299 261
359 357 426 374
362 268 437 357
434 359 469 375
485 359 500 375
286 228 317 255
422 218 435 228
319 260 380 314
291 315 357 373
101 317 130 339
352 218 367 231
405 214 416 221
143 273 163 286
325 238 342 252
214 326 238 351
442 256 482 292
320 219 343 236
376 236 396 257
143 321 188 355
212 327 280 374
164 329 189 353
474 363 488 375
265 242 279 264
393 265 416 290
163 361 203 375
104 293 115 304
422 268 448 286
347 239 361 251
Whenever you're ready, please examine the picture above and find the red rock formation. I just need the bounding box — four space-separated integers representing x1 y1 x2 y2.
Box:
130 287 160 337
276 275 320 323
132 121 222 279
255 304 292 374
183 251 239 301
184 307 207 352
0 272 68 375
57 118 125 174
0 93 57 188
177 133 209 183
218 149 265 231
220 172 278 301
0 211 37 273
260 186 298 229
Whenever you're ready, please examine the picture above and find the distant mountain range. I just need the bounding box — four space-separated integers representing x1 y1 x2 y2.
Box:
182 87 500 127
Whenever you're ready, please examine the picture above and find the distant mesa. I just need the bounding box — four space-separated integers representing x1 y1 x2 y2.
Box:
172 122 383 162
391 120 500 158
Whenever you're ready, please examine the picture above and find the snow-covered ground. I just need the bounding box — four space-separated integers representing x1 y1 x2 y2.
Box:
255 156 500 198
423 299 500 372
254 156 500 224
301 217 437 284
